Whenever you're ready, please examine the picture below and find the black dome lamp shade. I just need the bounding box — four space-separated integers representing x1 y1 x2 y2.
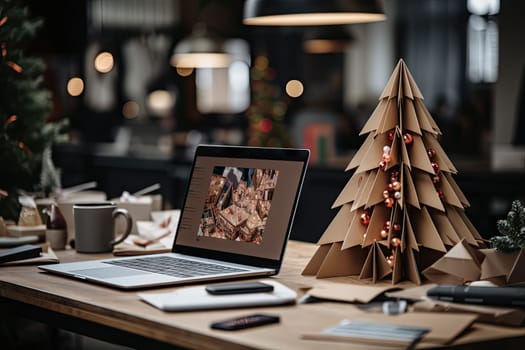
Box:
243 0 386 26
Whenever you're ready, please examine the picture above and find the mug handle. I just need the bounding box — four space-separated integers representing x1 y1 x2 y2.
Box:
110 208 133 246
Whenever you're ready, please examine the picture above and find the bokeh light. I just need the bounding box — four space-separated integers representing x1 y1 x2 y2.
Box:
94 51 114 73
122 100 140 119
66 77 84 96
285 79 304 98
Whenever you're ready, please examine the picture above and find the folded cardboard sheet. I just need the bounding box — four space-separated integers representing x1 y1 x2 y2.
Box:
303 312 477 346
306 281 400 304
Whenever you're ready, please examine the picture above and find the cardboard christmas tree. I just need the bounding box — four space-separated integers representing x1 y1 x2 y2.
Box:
302 59 484 284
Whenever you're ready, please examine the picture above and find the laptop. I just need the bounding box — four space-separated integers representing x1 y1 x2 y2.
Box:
39 145 310 289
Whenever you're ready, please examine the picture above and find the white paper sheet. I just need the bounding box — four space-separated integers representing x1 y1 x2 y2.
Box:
138 280 296 311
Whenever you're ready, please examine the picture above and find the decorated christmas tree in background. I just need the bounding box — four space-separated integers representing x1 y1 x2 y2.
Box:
246 54 292 148
303 59 484 284
0 1 66 221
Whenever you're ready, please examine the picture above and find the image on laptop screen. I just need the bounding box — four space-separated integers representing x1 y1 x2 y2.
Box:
199 166 278 245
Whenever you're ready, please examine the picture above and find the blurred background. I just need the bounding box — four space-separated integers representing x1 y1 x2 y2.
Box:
12 0 525 241
2 2 525 348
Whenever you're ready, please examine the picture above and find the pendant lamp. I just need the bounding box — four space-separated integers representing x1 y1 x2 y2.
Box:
170 23 250 69
243 0 386 26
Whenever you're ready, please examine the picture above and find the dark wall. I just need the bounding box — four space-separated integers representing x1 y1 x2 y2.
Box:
53 146 525 243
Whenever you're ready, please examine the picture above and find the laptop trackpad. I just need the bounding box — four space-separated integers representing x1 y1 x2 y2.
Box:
71 267 148 279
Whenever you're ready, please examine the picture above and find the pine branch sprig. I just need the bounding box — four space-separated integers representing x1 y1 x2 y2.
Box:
490 235 520 253
490 200 525 252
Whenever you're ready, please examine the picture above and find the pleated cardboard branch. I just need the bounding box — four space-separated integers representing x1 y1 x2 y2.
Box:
411 206 447 253
404 247 422 285
360 102 387 136
378 99 399 134
415 99 441 135
342 208 368 249
403 98 422 135
332 173 364 208
351 171 376 211
318 204 355 245
346 134 374 170
355 133 390 174
402 210 419 251
430 210 460 247
359 241 391 283
408 134 435 174
362 205 390 247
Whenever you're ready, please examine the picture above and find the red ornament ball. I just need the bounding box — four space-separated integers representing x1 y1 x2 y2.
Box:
432 175 441 184
360 213 371 226
391 237 401 247
384 197 394 208
383 190 390 199
427 148 436 158
403 133 413 145
387 130 395 141
431 161 440 173
391 181 401 191
393 223 401 232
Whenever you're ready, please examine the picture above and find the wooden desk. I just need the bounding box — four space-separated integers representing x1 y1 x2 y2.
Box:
1 240 524 349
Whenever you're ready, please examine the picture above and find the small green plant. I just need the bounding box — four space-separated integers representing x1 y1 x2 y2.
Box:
490 200 525 252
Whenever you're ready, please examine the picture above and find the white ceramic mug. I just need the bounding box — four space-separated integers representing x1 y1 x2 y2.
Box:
73 202 132 253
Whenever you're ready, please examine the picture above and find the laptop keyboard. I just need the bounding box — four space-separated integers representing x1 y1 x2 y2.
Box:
104 256 246 278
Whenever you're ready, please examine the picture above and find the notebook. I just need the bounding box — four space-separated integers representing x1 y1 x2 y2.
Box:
39 145 310 290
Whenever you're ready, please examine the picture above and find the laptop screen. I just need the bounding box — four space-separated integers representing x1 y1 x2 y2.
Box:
173 145 309 268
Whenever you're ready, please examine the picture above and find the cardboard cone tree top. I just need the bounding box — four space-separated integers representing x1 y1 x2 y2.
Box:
302 59 484 284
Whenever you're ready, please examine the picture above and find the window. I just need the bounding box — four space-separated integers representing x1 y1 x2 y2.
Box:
467 0 499 83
